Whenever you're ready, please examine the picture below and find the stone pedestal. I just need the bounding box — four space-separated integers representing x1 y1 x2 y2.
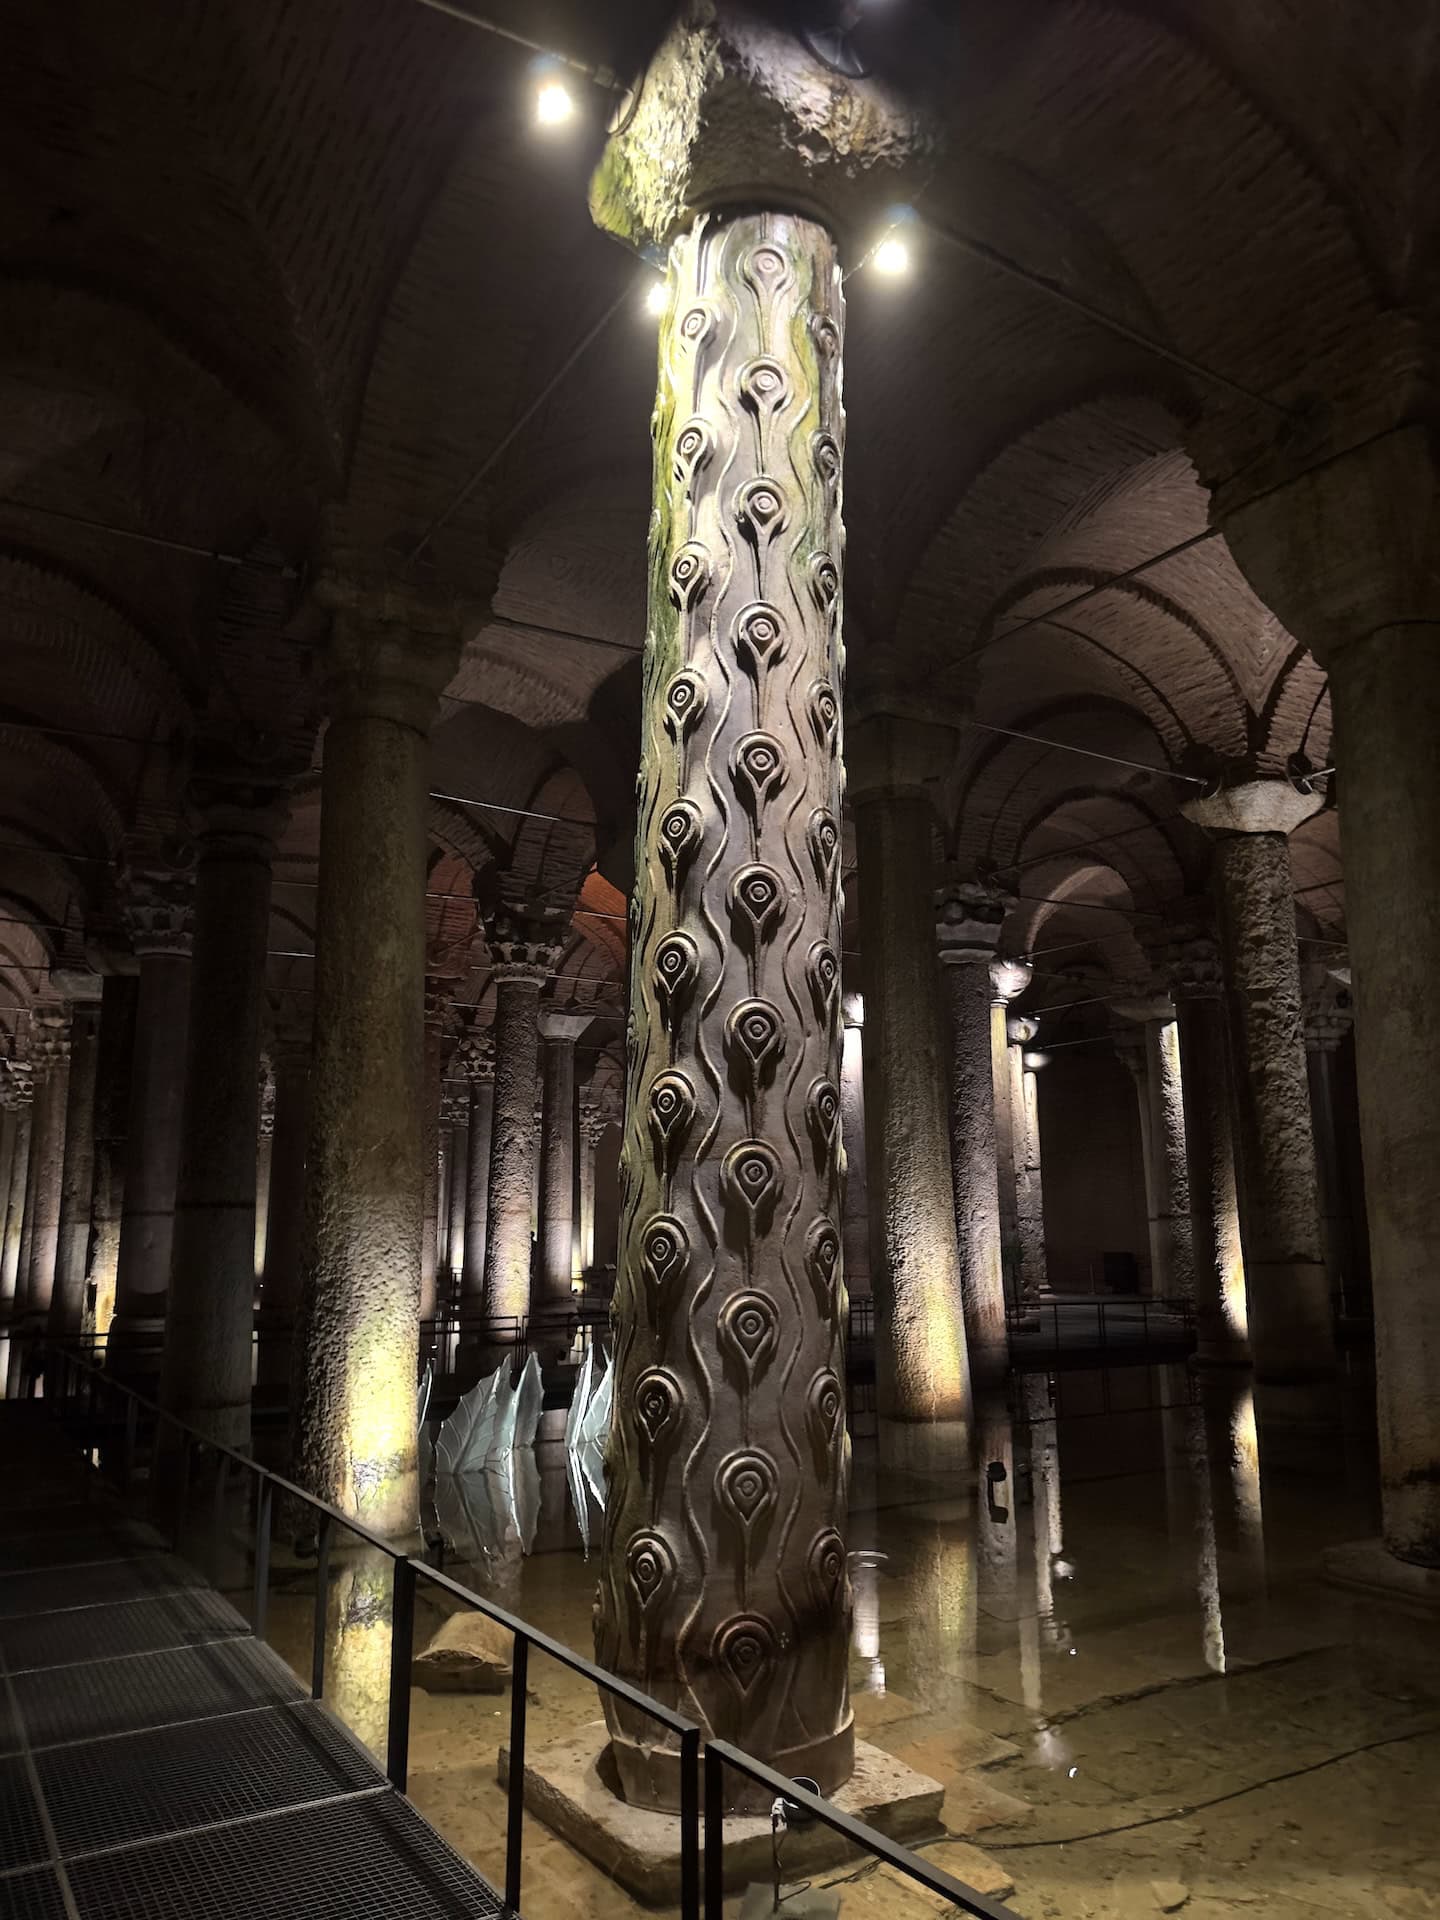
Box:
935 876 1011 1374
292 592 460 1538
854 721 972 1475
163 781 286 1448
111 865 193 1358
1160 928 1250 1364
1181 781 1334 1382
52 993 102 1338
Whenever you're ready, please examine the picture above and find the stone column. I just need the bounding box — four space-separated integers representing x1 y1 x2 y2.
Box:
1112 988 1194 1300
852 716 972 1473
1009 1017 1051 1306
21 1007 72 1322
52 992 102 1339
533 1010 588 1330
1159 927 1250 1364
111 865 193 1355
254 1068 275 1285
989 960 1032 1304
257 1035 311 1388
0 1102 15 1304
1 1068 33 1316
444 1086 468 1287
1302 970 1354 1321
1180 780 1333 1381
588 14 927 1804
1111 1026 1155 1286
87 972 137 1341
161 782 286 1448
839 995 870 1303
935 875 1011 1372
292 591 460 1537
455 1026 494 1313
578 1092 611 1278
419 983 451 1323
480 918 557 1329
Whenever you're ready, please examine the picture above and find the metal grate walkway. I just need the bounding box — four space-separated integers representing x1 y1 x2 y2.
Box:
0 1404 503 1920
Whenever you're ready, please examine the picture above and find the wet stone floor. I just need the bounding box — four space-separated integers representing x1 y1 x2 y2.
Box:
225 1362 1439 1920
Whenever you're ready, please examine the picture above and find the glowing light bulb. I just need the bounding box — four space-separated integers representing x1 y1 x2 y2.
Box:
535 78 575 126
871 235 910 276
645 279 667 317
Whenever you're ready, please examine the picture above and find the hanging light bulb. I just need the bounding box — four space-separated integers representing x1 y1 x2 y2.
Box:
871 234 910 276
535 77 576 126
644 278 667 317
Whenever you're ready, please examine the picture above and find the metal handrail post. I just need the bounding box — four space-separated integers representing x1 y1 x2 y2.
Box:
505 1634 530 1912
311 1514 332 1699
679 1724 700 1920
252 1478 274 1638
386 1557 417 1792
703 1744 725 1920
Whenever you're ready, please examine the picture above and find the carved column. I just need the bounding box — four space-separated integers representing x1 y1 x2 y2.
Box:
420 981 454 1322
292 593 460 1536
456 1026 495 1311
1 1066 33 1315
1112 987 1194 1300
480 916 558 1328
534 1010 588 1328
161 782 286 1448
87 972 137 1341
989 959 1032 1303
852 716 971 1474
935 875 1011 1370
588 4 927 1805
52 991 102 1339
1159 927 1250 1364
1181 780 1334 1380
257 1032 311 1388
1009 1016 1051 1306
577 1094 603 1277
839 994 870 1302
111 864 193 1357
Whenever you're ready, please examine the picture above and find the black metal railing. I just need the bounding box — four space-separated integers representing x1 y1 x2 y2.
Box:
30 1341 1019 1920
1007 1293 1195 1358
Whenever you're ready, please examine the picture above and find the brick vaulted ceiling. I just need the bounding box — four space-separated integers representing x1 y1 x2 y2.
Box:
2 0 1434 1050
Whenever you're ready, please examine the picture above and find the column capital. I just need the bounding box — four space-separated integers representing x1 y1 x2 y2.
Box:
590 2 933 259
118 856 195 959
1109 981 1175 1026
316 572 466 733
440 1083 471 1127
484 903 566 982
1302 968 1353 1053
538 1009 591 1045
0 1058 34 1109
28 1004 71 1081
989 956 1033 1008
1111 1026 1148 1079
1181 775 1324 838
185 772 290 860
455 1024 495 1082
934 872 1014 966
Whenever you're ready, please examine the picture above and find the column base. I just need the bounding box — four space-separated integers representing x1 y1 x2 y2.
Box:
877 1414 971 1478
1323 1538 1440 1608
500 1723 945 1906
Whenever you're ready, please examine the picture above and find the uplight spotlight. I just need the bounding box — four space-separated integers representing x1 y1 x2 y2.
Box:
872 234 910 276
535 77 575 126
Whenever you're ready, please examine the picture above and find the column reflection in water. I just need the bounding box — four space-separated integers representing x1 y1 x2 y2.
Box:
1020 1372 1069 1748
324 1554 395 1759
849 1549 885 1694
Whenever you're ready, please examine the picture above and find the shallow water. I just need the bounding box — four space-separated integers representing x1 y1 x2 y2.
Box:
244 1360 1440 1920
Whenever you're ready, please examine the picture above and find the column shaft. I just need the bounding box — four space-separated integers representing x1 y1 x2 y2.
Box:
294 647 440 1537
597 210 852 1807
839 1017 871 1302
420 1013 443 1321
535 1021 582 1324
52 1001 101 1338
1173 994 1250 1362
462 1079 494 1305
856 786 971 1464
1329 628 1440 1560
2 1099 33 1311
23 1028 71 1320
112 947 192 1349
88 974 137 1341
162 793 281 1447
481 970 542 1326
1009 1030 1050 1305
447 1120 468 1283
940 958 1007 1369
257 1050 310 1386
1212 831 1333 1378
1146 1019 1194 1298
